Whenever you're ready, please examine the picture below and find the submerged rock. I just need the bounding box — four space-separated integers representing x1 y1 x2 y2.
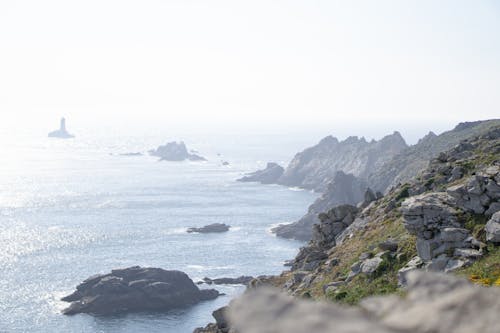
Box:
149 141 206 161
237 163 284 184
48 117 74 139
187 223 230 233
61 266 220 315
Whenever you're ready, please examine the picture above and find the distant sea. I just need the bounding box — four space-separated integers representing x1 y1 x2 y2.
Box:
0 129 317 333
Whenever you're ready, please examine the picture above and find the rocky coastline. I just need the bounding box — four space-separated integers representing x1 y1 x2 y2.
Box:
196 122 500 333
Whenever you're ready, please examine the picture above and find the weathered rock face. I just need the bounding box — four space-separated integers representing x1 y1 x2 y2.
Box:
62 266 220 315
486 211 500 243
237 162 284 184
277 132 407 192
272 172 368 241
187 223 230 233
225 271 500 333
149 141 206 161
401 192 479 271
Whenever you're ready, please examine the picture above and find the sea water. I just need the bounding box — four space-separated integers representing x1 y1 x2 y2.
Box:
0 129 317 333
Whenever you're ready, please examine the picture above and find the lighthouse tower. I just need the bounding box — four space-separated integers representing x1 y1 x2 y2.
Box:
60 117 67 131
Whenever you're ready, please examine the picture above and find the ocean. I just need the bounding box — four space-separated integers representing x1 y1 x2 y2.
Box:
0 129 317 333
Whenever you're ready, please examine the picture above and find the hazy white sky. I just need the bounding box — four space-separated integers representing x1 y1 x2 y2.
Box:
1 0 499 141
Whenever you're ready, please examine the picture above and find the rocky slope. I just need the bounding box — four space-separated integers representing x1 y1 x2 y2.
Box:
277 132 407 192
274 125 499 301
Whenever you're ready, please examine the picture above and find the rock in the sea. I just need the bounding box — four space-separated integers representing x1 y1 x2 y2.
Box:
237 163 284 184
203 276 254 285
149 141 206 161
226 271 500 333
119 152 143 156
48 117 75 139
61 266 220 315
187 223 230 233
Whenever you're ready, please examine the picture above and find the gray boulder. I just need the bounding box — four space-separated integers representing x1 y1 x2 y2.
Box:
62 266 219 315
485 211 500 243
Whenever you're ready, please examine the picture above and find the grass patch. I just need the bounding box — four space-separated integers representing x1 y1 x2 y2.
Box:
326 274 400 305
456 245 500 287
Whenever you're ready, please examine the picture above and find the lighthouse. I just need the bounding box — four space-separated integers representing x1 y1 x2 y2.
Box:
48 117 75 138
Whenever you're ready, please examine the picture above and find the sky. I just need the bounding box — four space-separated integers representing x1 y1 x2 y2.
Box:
0 0 499 143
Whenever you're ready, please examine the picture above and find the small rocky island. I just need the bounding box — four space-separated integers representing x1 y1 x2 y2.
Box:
237 162 284 184
187 223 230 233
48 117 74 138
61 266 220 315
149 141 206 161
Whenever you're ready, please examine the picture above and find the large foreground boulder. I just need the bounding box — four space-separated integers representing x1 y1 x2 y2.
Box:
226 271 500 333
62 266 220 315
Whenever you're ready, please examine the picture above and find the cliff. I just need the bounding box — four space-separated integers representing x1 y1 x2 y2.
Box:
273 119 500 240
277 132 407 192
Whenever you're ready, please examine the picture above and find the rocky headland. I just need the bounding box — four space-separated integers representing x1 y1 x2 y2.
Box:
62 266 220 315
149 141 206 161
237 162 284 184
270 119 500 240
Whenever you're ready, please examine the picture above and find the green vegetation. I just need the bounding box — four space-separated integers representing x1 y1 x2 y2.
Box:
460 212 489 242
457 245 500 287
327 274 400 305
395 184 410 202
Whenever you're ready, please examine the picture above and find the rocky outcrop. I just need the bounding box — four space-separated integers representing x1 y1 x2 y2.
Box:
226 271 500 333
401 162 499 272
61 266 220 315
149 141 206 161
277 132 407 192
237 163 284 184
48 117 74 138
187 223 230 233
272 172 368 240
